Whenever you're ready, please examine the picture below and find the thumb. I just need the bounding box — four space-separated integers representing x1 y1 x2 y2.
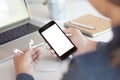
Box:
14 52 21 57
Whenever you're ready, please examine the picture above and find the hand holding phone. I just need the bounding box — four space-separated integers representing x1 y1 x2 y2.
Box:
39 21 77 60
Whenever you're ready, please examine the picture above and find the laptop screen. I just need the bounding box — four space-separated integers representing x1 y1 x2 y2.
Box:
0 0 29 30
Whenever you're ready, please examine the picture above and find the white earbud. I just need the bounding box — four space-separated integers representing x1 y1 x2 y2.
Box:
29 39 34 49
14 48 24 54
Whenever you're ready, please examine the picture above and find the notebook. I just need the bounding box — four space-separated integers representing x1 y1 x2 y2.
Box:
64 14 111 37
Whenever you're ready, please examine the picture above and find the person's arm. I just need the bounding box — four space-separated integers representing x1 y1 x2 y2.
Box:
62 57 81 80
62 41 106 80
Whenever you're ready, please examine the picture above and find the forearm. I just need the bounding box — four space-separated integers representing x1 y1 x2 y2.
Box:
87 40 97 51
16 73 34 80
62 42 106 80
88 40 106 51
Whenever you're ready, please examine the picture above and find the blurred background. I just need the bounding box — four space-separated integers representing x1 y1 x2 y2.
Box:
27 0 87 4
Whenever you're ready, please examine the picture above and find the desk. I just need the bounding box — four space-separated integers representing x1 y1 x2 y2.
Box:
0 1 113 80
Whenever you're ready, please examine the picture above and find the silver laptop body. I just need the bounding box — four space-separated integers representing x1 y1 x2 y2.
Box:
0 0 45 63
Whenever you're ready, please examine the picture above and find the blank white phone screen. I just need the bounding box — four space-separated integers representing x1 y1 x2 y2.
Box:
42 24 74 56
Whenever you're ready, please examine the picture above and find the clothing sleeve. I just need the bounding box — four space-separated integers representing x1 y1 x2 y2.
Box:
16 73 34 80
62 58 81 80
96 42 106 50
62 42 107 80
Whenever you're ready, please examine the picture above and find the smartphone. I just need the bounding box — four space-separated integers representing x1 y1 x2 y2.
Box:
39 21 77 60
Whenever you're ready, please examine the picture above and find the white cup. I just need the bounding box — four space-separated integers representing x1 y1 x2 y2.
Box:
47 0 66 21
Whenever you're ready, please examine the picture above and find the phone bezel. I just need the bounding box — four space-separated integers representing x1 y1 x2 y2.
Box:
39 21 77 60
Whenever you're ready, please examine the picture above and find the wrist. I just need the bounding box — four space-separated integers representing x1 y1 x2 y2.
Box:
87 40 98 52
15 64 33 76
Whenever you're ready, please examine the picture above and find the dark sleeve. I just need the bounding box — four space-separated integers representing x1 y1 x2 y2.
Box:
96 42 106 50
62 42 107 80
16 73 34 80
62 59 78 80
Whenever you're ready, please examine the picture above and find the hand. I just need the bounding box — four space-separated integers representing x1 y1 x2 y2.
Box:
13 48 41 75
46 28 97 57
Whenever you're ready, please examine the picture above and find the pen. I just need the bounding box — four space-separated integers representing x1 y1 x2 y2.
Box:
69 21 95 30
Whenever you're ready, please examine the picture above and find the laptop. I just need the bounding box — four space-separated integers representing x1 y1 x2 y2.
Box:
0 0 45 63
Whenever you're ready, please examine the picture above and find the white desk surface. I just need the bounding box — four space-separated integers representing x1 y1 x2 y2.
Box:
29 1 113 42
0 1 113 80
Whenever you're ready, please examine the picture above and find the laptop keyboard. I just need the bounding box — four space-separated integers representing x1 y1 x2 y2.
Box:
0 23 40 45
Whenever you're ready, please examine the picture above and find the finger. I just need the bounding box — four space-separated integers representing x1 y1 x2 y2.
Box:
32 54 38 61
49 50 57 58
21 48 28 53
33 47 41 55
13 52 23 62
32 52 41 60
50 50 55 54
32 50 41 61
33 47 41 52
32 54 41 63
64 27 80 34
63 28 71 34
21 49 33 58
34 59 39 64
63 28 73 38
34 55 41 62
14 52 21 57
46 45 51 50
32 48 41 59
34 54 40 62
